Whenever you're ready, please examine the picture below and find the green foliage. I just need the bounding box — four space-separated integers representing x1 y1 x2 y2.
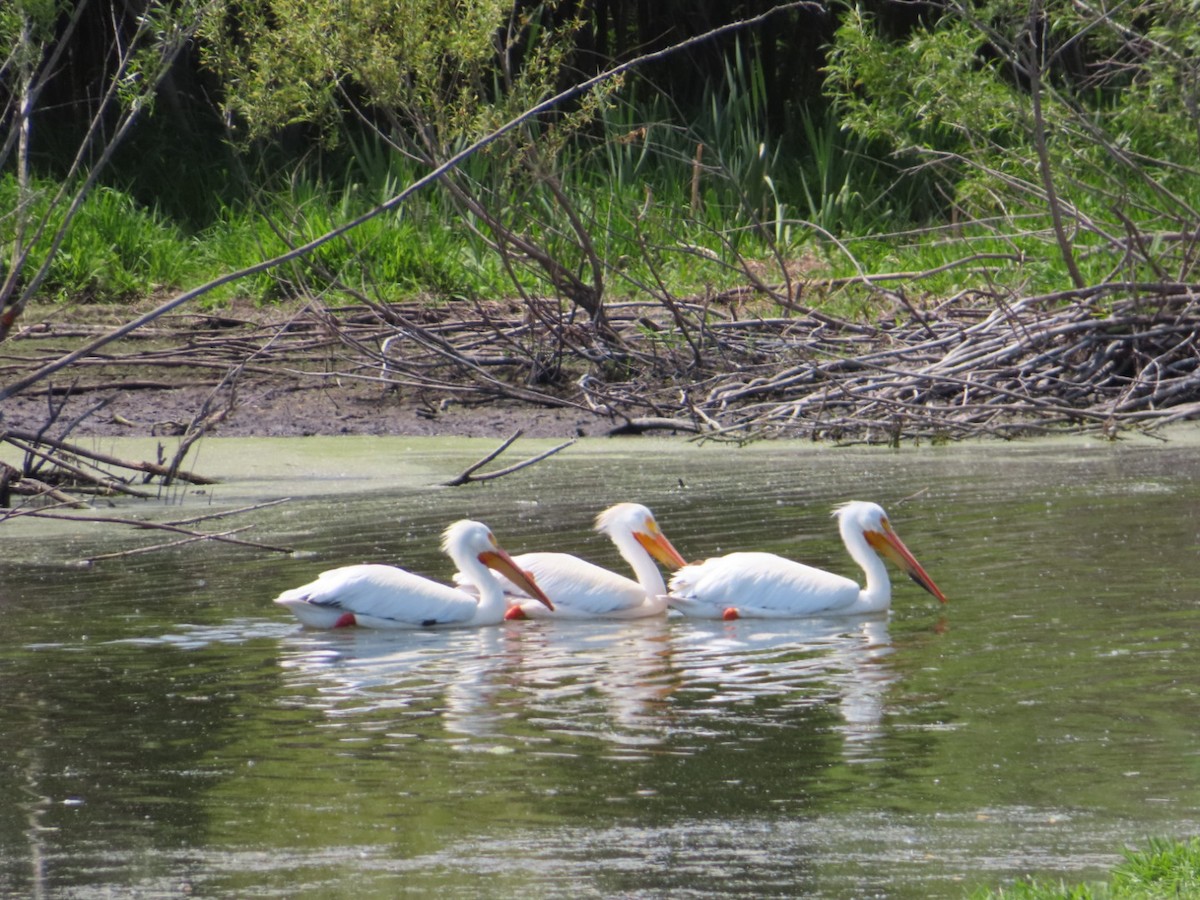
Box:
825 0 1200 285
970 837 1200 899
0 0 63 56
0 0 211 336
826 7 1015 154
0 174 193 300
198 0 579 149
196 0 628 323
206 180 503 303
21 0 1181 315
1110 836 1200 896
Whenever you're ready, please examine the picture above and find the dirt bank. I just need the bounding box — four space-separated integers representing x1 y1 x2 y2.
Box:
1 302 625 440
7 284 1200 445
2 377 604 440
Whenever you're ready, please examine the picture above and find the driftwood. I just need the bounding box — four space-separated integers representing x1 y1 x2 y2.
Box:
0 425 218 515
332 281 1200 443
695 283 1200 442
7 282 1200 453
441 429 576 486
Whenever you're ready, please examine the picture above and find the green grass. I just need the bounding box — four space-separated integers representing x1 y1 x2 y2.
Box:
970 838 1200 899
0 178 199 301
4 52 1192 315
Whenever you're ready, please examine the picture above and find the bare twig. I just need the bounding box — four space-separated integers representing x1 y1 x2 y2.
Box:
0 1 820 401
442 429 575 486
1 428 216 485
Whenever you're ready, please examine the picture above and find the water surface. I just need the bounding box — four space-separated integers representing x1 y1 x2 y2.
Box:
3 432 1199 897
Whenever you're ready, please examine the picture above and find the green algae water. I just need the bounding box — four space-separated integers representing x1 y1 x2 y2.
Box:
3 433 1199 897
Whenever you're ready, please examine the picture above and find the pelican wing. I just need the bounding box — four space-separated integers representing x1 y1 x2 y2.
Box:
456 552 661 618
667 552 861 618
515 552 651 617
276 564 481 628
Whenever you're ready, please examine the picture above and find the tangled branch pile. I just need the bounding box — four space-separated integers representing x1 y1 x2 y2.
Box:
298 282 1200 442
683 282 1200 442
11 281 1199 457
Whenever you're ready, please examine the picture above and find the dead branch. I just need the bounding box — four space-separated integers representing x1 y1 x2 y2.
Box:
82 526 262 563
165 498 291 526
1 427 216 486
0 464 88 508
3 434 156 499
6 276 1200 450
441 429 575 486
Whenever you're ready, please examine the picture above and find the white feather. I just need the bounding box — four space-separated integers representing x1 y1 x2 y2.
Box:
668 501 945 619
275 520 546 629
464 503 686 619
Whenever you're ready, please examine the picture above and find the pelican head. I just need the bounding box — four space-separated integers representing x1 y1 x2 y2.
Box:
834 501 947 603
442 520 554 611
595 502 688 571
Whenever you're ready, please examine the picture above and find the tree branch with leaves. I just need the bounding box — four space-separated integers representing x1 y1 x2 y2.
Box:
0 0 210 341
824 0 1200 289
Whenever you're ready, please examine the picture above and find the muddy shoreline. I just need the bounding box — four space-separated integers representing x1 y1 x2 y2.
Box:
2 378 608 440
8 284 1200 445
1 303 619 440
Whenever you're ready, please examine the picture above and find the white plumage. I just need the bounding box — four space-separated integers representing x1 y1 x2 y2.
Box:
667 501 946 619
275 520 553 629
476 503 687 619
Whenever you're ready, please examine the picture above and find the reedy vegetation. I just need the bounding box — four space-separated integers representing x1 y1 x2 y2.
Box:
2 0 1199 440
7 0 1196 311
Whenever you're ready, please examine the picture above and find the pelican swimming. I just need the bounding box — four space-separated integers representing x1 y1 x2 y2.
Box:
275 520 553 628
472 503 687 619
667 501 946 619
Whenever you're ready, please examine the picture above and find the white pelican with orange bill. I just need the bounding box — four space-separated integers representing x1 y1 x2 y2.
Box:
489 503 688 619
667 501 946 620
275 520 553 628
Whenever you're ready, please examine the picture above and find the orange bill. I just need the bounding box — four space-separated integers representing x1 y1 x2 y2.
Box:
635 526 688 571
480 548 555 610
865 523 948 603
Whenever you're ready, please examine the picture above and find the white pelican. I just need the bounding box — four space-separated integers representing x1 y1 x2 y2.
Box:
480 503 688 619
275 520 553 629
667 501 947 620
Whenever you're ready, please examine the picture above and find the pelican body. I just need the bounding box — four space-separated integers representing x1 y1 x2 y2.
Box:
489 503 687 619
667 501 946 620
275 520 553 629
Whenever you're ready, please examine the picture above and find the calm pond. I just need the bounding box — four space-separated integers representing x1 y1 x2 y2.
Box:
3 432 1199 898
